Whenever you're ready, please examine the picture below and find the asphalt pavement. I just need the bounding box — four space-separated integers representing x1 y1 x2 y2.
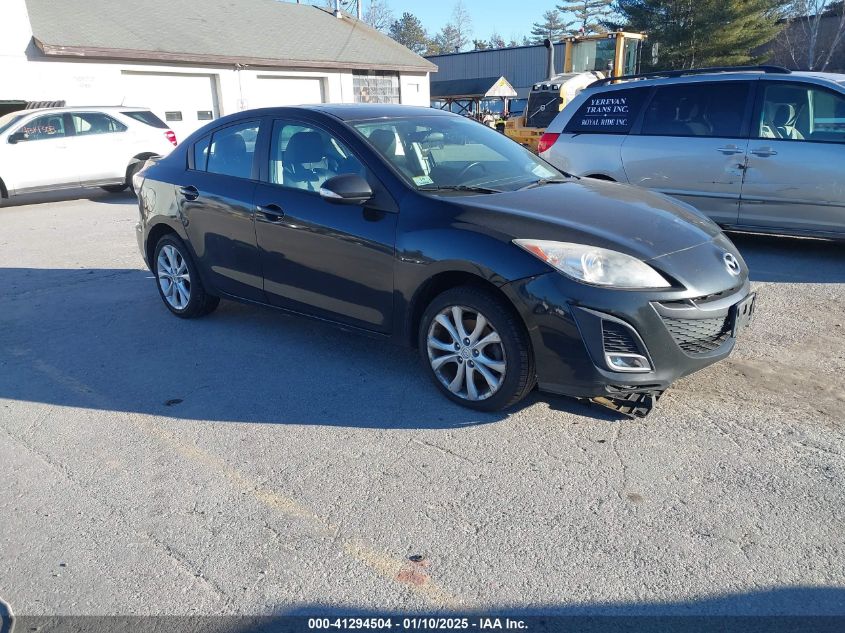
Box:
0 189 843 618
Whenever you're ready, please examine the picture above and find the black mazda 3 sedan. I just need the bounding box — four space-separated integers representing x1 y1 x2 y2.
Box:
135 104 754 416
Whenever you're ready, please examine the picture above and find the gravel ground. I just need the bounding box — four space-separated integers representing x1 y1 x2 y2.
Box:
0 189 843 618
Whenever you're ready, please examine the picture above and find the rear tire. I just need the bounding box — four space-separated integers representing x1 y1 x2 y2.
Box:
153 234 219 318
418 285 535 412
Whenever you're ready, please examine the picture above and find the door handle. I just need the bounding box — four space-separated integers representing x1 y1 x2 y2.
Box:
257 203 285 221
716 145 743 155
750 147 778 157
179 185 199 200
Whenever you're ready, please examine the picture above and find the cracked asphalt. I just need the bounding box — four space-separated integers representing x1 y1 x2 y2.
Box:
0 190 843 617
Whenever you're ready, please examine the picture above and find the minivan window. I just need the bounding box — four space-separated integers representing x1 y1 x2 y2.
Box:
71 112 127 136
563 87 650 135
640 82 750 138
758 83 845 143
206 122 260 179
121 110 168 129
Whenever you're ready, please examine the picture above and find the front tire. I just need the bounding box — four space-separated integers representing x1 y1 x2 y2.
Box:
153 234 219 318
418 286 534 412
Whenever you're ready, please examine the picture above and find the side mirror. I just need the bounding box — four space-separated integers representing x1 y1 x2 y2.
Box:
319 174 373 205
7 132 26 144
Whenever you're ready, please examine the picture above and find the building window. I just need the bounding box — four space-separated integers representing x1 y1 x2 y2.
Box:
353 72 400 104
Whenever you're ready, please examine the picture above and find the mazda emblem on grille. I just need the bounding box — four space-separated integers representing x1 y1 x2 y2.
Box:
723 252 741 276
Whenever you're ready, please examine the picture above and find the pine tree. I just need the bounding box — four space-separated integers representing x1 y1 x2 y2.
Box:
388 12 430 55
557 0 614 34
615 0 783 70
530 9 574 43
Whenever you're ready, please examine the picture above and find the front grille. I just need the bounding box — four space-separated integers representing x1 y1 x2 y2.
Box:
602 321 640 354
661 315 732 354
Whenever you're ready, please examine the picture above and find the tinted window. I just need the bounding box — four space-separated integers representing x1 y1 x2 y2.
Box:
16 115 67 141
641 82 749 137
121 110 167 128
206 122 259 179
758 82 845 143
564 88 650 135
71 112 127 135
269 121 364 192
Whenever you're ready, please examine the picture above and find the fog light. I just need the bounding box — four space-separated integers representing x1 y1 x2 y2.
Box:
605 353 651 373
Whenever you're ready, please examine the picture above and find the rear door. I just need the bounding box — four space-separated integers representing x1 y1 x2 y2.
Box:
178 119 265 301
620 80 754 225
67 111 129 183
739 80 845 235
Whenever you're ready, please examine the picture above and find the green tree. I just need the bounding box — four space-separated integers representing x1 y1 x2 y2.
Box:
615 0 784 69
388 12 430 54
557 0 614 34
530 9 574 42
473 39 490 50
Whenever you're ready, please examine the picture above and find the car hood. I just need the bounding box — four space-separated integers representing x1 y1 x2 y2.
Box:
447 178 723 261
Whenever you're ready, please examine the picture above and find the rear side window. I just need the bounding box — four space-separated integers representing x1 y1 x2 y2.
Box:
71 112 127 135
640 82 750 138
563 87 649 135
205 121 260 179
121 110 168 129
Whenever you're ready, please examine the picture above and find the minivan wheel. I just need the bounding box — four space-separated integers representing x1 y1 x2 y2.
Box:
419 286 534 412
153 234 219 318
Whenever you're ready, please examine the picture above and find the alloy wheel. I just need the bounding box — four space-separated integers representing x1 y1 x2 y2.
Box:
157 244 191 310
426 305 507 401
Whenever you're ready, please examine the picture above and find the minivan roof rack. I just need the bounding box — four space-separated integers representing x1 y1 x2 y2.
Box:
589 65 792 87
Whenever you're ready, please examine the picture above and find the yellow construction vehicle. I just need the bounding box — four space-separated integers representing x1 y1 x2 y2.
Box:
505 31 646 151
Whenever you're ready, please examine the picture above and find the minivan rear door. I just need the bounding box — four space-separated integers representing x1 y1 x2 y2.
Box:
739 80 845 235
620 80 754 225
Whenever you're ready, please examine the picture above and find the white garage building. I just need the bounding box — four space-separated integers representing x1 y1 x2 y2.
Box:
0 0 435 139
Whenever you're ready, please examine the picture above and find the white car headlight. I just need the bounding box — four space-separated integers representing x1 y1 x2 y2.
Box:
513 239 671 289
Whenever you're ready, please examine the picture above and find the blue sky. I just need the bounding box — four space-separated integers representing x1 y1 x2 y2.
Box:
384 0 555 44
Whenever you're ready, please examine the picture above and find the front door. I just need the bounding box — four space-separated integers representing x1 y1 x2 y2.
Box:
739 80 845 235
620 80 754 225
253 118 397 333
6 113 75 193
178 119 264 301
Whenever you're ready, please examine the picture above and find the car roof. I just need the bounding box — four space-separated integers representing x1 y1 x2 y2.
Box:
231 103 455 122
584 69 845 94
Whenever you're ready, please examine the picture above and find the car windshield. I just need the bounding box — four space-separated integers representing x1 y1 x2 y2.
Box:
351 115 564 193
0 112 26 135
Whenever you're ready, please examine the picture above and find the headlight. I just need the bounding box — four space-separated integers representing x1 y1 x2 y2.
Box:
513 239 671 289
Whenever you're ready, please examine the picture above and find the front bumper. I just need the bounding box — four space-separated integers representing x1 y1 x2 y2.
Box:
501 271 752 399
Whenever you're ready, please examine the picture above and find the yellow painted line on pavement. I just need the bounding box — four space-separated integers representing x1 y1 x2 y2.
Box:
16 351 461 608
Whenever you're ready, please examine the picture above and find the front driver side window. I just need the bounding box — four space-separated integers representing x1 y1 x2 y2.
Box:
16 115 67 141
269 121 364 192
758 83 845 143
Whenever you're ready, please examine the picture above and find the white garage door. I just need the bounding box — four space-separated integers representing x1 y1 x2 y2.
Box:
250 76 325 109
121 71 219 141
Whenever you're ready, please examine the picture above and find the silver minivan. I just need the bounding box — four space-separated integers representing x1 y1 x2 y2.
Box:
540 67 845 239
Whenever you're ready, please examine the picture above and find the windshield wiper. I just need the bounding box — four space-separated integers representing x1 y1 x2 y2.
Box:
518 177 571 190
420 184 502 194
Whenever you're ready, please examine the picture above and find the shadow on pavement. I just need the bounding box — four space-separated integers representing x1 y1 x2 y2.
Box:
0 267 625 427
7 587 845 632
727 232 845 284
